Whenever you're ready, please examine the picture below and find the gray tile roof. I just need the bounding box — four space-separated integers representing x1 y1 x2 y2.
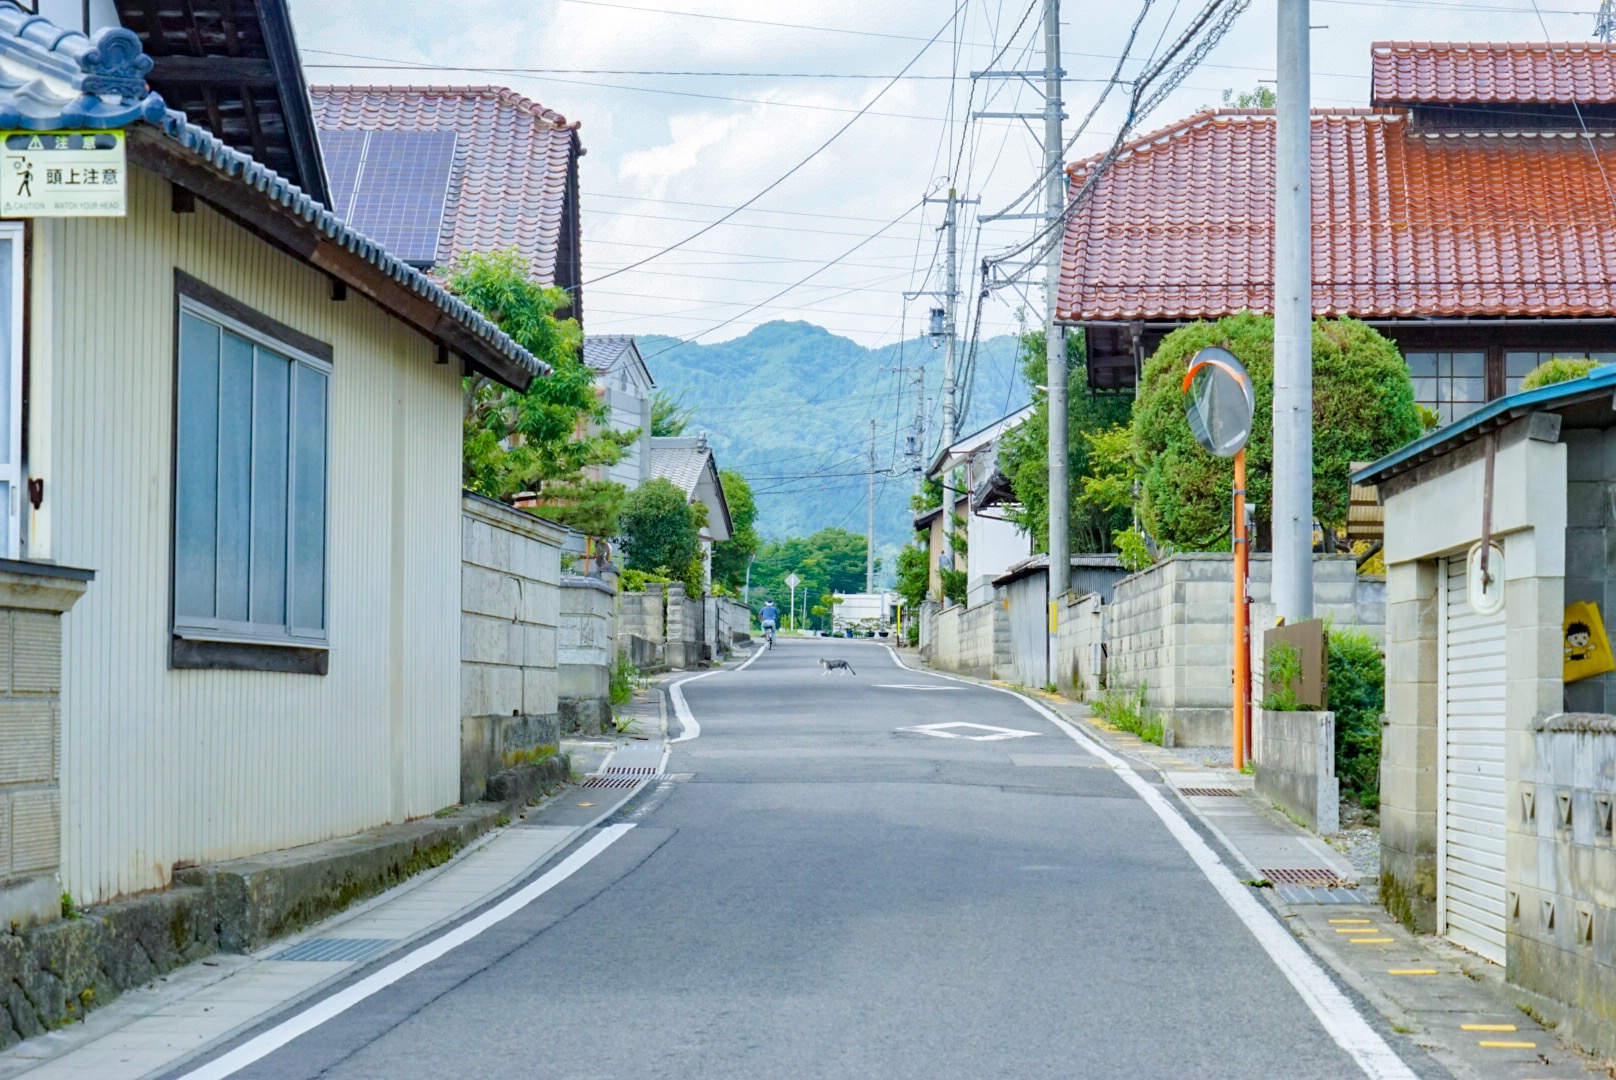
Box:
581 334 636 374
648 437 710 498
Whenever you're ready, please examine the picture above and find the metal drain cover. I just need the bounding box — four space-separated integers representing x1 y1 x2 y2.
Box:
606 766 657 776
1261 867 1349 887
270 938 395 962
1179 787 1240 797
584 775 641 789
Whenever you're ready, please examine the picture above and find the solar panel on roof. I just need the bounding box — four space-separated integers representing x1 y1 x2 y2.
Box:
315 129 457 267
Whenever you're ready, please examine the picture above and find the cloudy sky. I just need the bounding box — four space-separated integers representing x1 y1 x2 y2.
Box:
293 0 1601 351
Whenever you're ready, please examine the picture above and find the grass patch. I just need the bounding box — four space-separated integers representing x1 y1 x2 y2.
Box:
1090 684 1165 745
609 655 640 706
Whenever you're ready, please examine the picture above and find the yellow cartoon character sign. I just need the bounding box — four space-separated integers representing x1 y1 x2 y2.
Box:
1564 601 1616 683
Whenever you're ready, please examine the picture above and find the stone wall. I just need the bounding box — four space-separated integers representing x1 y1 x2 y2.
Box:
709 596 752 654
927 599 1009 680
559 575 616 734
1106 554 1378 746
0 563 92 935
665 583 704 670
460 495 563 804
620 584 666 672
1254 709 1340 834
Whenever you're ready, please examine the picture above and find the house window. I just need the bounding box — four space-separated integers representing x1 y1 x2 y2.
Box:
1405 351 1486 424
0 224 21 560
172 284 330 665
1504 351 1616 395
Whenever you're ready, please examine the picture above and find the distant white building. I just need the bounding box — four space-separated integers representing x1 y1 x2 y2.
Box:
832 593 896 634
580 335 655 489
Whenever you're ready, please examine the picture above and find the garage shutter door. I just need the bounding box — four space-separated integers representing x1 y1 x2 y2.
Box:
1442 554 1508 964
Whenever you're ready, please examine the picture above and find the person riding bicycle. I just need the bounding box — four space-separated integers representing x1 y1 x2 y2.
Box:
758 599 780 645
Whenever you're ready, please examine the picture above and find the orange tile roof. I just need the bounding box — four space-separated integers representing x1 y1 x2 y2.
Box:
1056 108 1616 322
311 86 580 287
1371 41 1616 105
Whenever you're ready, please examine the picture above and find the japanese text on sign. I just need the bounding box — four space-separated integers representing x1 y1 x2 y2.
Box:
0 131 126 218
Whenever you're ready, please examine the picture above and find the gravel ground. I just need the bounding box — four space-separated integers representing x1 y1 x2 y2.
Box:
1330 816 1382 881
1171 745 1234 767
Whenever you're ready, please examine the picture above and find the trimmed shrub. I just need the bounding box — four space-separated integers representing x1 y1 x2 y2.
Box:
1328 627 1384 807
1132 313 1422 550
1520 356 1604 391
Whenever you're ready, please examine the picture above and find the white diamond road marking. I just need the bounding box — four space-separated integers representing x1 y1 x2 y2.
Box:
899 721 1040 741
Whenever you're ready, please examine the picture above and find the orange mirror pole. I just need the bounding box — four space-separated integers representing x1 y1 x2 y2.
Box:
1233 448 1249 772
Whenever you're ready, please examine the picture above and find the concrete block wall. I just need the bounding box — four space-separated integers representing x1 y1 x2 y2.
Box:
0 564 91 933
559 576 617 735
1106 554 1378 747
460 495 564 803
1254 709 1340 834
1517 719 1616 1051
620 584 666 671
928 599 1007 680
1378 560 1440 932
1055 592 1106 696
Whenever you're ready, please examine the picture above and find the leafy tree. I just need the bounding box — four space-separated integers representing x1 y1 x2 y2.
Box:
1222 85 1276 108
452 251 633 533
997 328 1134 553
711 469 760 589
651 388 695 437
896 541 930 608
620 478 702 583
749 527 874 631
1132 312 1421 551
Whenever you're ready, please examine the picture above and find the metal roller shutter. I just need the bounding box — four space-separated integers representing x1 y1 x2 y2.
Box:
1441 554 1509 964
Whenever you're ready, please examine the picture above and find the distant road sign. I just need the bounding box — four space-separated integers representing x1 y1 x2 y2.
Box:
785 572 801 590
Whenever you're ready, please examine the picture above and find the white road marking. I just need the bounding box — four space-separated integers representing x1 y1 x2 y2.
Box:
898 721 1040 741
882 647 1417 1080
178 825 636 1080
872 683 966 691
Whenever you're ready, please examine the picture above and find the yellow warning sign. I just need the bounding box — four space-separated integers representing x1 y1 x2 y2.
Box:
1564 601 1615 684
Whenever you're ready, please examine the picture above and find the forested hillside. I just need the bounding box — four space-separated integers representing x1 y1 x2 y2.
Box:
636 321 1029 579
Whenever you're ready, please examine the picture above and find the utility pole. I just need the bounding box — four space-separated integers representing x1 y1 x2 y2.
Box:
867 419 877 594
1041 0 1069 671
1273 0 1313 622
919 189 977 597
1599 0 1616 42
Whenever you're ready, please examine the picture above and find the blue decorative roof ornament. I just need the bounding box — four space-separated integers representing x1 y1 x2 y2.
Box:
0 2 164 130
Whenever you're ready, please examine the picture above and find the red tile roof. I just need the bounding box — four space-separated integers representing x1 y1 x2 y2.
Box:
310 86 580 287
1057 108 1616 322
1371 41 1616 105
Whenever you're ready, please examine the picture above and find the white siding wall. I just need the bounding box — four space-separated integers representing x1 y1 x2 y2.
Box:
35 167 462 902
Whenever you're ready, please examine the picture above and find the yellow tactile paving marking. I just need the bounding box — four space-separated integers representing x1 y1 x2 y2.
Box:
1387 969 1439 975
1461 1024 1517 1032
1334 927 1382 934
1477 1040 1537 1049
1329 918 1372 924
1349 937 1395 944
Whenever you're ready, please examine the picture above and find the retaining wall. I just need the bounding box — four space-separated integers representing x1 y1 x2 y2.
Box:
1055 591 1107 696
927 599 1009 680
559 575 616 734
1254 709 1340 834
459 495 564 803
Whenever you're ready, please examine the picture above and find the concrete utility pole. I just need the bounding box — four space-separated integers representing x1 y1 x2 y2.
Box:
1272 0 1314 622
1041 0 1069 628
941 188 960 572
867 419 877 594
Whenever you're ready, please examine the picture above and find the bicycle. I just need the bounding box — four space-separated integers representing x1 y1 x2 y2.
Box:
762 621 776 649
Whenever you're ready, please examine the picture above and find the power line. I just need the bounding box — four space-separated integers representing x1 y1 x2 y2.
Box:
557 0 1001 45
585 2 968 286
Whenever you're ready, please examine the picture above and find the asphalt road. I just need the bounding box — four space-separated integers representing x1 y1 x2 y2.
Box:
190 638 1434 1080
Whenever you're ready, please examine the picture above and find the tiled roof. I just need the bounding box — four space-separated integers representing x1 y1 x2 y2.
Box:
1057 108 1616 322
648 437 711 498
310 86 579 287
1371 41 1616 105
0 6 164 127
581 334 635 374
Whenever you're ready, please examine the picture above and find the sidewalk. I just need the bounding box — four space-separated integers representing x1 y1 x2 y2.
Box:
0 677 686 1080
1024 685 1609 1080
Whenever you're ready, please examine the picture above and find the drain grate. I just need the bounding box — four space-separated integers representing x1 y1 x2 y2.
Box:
584 775 642 789
1179 787 1240 797
605 766 658 776
270 938 396 963
1261 867 1349 887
